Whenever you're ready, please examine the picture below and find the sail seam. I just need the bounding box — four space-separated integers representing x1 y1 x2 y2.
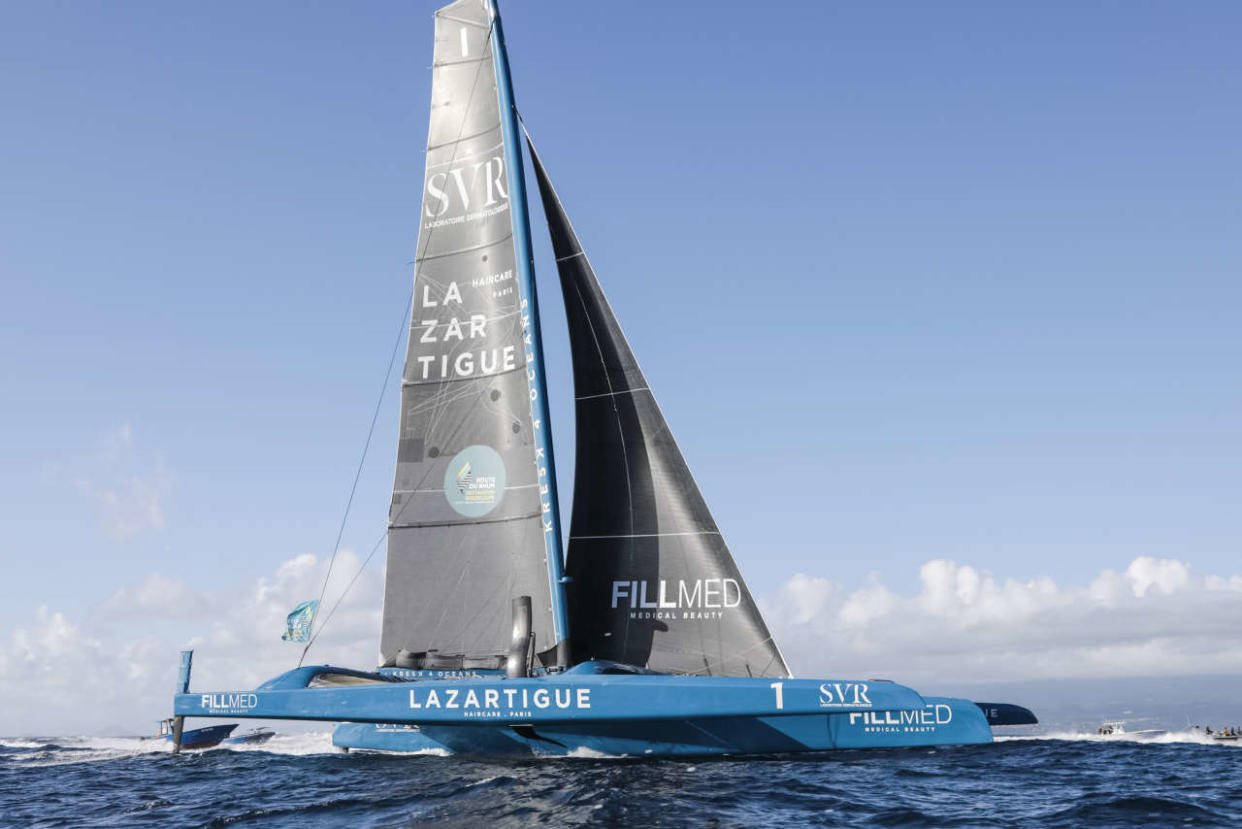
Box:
390 511 543 530
433 56 489 68
401 365 527 388
570 531 720 540
416 233 514 262
574 387 649 401
681 636 788 678
398 483 540 495
436 12 489 28
424 139 505 164
412 305 520 328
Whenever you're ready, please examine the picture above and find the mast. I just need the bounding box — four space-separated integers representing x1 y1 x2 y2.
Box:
487 0 571 665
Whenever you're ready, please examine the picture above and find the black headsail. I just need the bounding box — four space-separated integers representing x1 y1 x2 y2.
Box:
527 138 791 679
380 0 556 669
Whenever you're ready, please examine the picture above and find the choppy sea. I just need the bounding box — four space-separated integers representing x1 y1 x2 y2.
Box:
3 730 1241 827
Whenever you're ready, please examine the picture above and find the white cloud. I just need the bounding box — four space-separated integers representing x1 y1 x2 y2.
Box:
188 550 383 692
4 553 1240 735
71 424 171 541
763 556 1242 684
97 574 211 619
0 551 382 736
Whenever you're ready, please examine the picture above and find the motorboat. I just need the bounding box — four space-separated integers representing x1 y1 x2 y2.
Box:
223 727 276 746
1095 720 1166 739
143 718 237 750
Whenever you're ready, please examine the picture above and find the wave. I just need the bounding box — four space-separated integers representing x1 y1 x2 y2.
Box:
0 736 167 768
5 735 1242 828
218 731 338 756
0 731 343 766
1043 794 1226 827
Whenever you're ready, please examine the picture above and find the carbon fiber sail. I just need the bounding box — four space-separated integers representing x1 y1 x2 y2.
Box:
528 141 791 679
379 0 557 668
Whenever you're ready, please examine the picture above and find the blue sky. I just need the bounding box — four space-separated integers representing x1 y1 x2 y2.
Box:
2 0 1239 651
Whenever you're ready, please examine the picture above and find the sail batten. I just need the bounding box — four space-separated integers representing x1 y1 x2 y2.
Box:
527 137 791 679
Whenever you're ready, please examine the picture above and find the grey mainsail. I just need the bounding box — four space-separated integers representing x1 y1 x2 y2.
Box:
527 139 791 679
379 0 554 668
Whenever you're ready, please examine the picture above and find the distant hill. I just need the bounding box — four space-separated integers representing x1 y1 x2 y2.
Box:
928 673 1242 732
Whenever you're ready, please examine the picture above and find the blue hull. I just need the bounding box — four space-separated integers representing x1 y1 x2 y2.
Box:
153 723 237 750
222 728 275 745
331 697 992 756
174 658 1008 758
333 723 449 753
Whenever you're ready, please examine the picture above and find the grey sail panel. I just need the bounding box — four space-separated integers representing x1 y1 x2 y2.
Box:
527 140 790 679
380 0 554 668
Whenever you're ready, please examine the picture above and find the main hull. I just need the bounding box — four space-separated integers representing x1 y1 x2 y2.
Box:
172 657 1002 758
331 697 992 757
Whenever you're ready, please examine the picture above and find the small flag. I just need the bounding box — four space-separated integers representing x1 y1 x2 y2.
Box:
281 599 320 643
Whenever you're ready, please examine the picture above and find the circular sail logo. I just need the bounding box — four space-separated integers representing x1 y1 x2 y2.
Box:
444 445 505 517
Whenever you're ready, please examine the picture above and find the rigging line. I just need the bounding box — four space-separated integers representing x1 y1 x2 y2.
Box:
301 525 388 657
298 287 414 667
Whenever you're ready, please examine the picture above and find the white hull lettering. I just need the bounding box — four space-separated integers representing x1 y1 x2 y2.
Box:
818 682 872 708
407 685 591 714
846 704 953 731
201 693 258 710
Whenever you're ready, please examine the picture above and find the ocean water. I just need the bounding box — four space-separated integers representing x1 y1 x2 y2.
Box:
3 731 1240 827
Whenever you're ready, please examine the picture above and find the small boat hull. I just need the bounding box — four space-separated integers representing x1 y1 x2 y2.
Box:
1096 721 1167 740
223 728 276 745
144 723 238 751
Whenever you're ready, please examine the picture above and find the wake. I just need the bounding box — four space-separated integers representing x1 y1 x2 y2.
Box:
0 731 341 766
997 728 1241 746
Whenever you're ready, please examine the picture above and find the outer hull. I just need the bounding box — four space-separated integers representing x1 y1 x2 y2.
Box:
333 723 448 753
332 697 993 757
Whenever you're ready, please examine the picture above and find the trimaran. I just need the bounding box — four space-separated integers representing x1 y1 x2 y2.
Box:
170 0 1036 757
